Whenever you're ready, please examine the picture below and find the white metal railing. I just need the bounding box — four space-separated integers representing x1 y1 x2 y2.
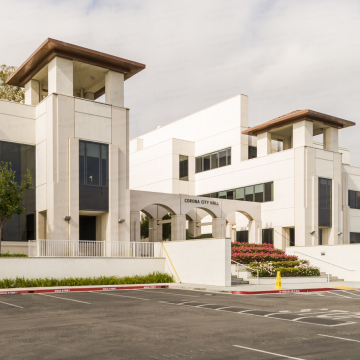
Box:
28 240 163 258
231 260 259 285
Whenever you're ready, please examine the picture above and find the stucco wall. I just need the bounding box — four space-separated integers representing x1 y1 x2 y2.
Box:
162 238 231 286
286 244 360 282
0 258 165 279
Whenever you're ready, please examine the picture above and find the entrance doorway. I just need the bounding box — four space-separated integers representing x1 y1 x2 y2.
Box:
79 216 96 241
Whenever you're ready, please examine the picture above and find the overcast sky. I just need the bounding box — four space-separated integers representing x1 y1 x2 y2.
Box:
2 0 360 165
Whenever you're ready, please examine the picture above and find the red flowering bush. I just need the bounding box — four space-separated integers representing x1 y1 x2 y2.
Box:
231 243 298 264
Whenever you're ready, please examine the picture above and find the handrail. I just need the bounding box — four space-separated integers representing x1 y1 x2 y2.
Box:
293 251 355 271
231 260 259 285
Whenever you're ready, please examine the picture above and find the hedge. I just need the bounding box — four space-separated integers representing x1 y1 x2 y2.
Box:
0 272 174 288
0 252 27 257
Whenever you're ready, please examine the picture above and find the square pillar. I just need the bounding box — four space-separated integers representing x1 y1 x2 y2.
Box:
130 211 140 242
48 57 73 96
212 218 226 238
149 218 163 242
105 70 124 107
188 221 201 238
257 132 271 157
293 120 313 148
323 127 338 152
248 220 262 244
171 215 186 241
25 79 40 105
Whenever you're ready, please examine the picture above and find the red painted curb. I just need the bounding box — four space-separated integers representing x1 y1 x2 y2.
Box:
0 284 168 295
232 287 341 295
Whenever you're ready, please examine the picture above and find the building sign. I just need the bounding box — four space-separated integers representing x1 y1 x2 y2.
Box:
184 198 219 206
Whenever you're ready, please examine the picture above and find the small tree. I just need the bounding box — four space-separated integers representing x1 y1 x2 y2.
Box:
140 215 149 239
0 162 32 252
0 65 24 103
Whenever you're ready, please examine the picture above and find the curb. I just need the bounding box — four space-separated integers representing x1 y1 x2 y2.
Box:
232 287 342 295
0 284 169 295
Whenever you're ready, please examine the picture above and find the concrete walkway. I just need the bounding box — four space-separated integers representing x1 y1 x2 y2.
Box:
169 281 360 293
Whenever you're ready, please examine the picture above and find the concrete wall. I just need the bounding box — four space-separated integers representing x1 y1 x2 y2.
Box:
162 238 231 286
0 258 165 279
286 244 360 282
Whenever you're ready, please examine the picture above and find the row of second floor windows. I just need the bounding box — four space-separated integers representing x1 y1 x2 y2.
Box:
348 190 360 209
195 147 231 173
200 181 273 202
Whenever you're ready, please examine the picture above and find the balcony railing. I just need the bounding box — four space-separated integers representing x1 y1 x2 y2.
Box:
28 240 163 258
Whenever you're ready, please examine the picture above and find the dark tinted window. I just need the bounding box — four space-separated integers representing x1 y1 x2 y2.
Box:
349 190 360 209
226 190 234 200
262 229 274 245
350 232 360 244
236 230 248 243
195 148 231 173
254 184 264 202
290 228 295 246
195 157 202 173
249 146 257 159
179 155 188 181
245 186 254 201
264 182 273 202
203 154 211 171
210 152 218 169
319 178 332 227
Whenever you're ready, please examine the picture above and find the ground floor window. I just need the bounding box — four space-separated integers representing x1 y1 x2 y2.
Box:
262 228 273 245
289 228 295 246
236 230 248 243
350 232 360 244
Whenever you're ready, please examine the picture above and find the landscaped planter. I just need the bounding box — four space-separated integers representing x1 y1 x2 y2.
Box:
247 276 329 285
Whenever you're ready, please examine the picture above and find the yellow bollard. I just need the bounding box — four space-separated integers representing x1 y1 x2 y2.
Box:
275 270 282 289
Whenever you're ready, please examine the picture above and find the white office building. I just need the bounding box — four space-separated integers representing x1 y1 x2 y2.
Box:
130 94 360 250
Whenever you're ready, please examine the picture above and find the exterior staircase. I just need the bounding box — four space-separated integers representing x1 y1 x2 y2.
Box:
320 272 344 282
231 275 249 285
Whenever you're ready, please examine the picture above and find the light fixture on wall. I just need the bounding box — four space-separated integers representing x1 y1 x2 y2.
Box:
338 232 343 235
310 230 315 234
63 216 71 221
118 219 125 223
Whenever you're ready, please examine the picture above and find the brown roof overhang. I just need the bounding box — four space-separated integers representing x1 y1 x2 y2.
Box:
242 109 356 136
6 38 146 87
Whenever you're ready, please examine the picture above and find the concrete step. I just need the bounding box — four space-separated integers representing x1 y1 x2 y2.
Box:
231 279 249 285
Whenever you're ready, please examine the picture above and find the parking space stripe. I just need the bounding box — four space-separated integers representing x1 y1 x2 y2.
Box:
318 334 360 343
134 289 199 297
233 345 305 359
90 291 149 301
329 292 352 299
37 293 91 304
340 290 360 297
0 300 24 308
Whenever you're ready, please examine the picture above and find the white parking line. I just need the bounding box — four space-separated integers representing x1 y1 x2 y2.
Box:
340 290 360 297
89 291 149 301
0 300 24 309
329 291 352 299
318 334 360 343
134 289 199 297
233 345 305 359
37 293 91 304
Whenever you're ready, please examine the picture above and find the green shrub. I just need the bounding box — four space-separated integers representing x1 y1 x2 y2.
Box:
0 271 174 288
0 252 27 257
247 261 320 277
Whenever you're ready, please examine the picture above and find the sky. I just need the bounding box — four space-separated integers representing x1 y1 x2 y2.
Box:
2 0 360 164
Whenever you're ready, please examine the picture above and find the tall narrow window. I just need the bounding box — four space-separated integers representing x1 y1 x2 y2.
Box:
264 182 273 202
319 178 332 227
101 144 108 187
210 152 218 169
218 149 227 167
79 141 85 185
289 228 295 246
262 229 274 245
235 187 244 200
86 142 100 186
179 155 188 181
195 157 202 173
226 148 231 165
203 154 211 171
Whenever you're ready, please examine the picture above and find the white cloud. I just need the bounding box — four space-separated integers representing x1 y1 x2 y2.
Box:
1 0 360 164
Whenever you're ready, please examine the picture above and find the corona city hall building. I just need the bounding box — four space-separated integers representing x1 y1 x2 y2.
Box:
0 38 359 254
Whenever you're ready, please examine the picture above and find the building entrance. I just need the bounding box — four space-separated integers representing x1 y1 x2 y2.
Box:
79 216 96 241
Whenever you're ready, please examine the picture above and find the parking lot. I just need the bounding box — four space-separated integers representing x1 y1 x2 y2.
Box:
1 288 360 359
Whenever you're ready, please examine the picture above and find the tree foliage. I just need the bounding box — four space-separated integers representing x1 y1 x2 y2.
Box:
0 65 24 103
0 162 32 250
162 213 171 240
140 215 149 239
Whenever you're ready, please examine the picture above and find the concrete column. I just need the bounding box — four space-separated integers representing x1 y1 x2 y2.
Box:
293 120 313 148
226 223 233 238
188 221 201 238
149 218 163 242
85 92 94 100
130 211 140 242
283 136 292 150
248 220 262 244
323 127 339 152
25 79 40 105
212 218 226 238
68 138 79 242
105 70 124 107
48 57 73 96
257 132 271 157
171 215 186 241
